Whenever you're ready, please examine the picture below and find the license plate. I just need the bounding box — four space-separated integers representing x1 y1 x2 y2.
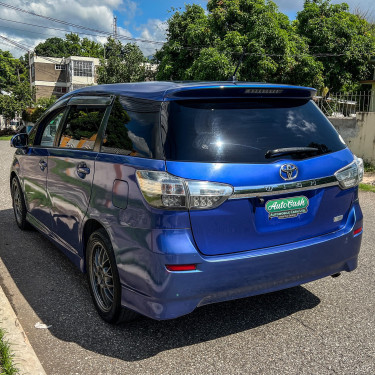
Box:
265 196 309 219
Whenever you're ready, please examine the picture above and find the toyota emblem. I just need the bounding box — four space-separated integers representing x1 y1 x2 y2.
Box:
280 163 298 181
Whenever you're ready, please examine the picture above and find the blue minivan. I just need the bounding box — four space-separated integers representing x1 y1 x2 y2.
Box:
10 82 363 323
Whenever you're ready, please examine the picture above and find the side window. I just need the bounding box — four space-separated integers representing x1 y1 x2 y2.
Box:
59 105 106 150
101 96 160 158
40 110 65 147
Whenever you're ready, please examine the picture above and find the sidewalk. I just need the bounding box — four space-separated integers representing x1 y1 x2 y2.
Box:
0 284 46 375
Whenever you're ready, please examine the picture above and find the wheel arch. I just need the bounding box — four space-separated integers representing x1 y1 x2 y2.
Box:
81 218 111 272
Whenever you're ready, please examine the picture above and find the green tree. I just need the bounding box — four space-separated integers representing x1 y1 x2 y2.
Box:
34 33 104 58
22 96 57 123
295 0 375 91
155 1 324 88
97 38 154 84
0 49 28 91
0 81 34 122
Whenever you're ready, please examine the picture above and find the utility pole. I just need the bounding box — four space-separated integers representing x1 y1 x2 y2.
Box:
28 51 32 89
113 16 117 40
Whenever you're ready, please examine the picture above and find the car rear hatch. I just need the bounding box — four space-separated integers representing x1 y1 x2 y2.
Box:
162 87 357 256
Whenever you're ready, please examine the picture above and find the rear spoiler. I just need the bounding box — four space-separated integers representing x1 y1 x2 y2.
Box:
164 86 316 100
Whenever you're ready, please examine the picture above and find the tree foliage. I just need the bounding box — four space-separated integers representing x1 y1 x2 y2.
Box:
0 81 34 121
0 48 33 122
295 0 375 91
23 96 57 123
34 33 104 58
155 1 324 88
156 0 375 91
0 49 28 91
97 38 154 84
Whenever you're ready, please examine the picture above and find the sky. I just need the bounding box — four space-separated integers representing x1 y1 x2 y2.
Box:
0 0 374 58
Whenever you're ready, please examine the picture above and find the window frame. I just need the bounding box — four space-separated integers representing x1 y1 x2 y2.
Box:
40 110 67 148
72 60 93 77
53 86 67 94
53 95 114 152
99 95 163 159
32 106 69 148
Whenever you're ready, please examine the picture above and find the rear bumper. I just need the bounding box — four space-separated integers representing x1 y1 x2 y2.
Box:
119 202 363 320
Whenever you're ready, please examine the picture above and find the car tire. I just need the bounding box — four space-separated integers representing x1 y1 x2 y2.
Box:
11 177 30 230
86 228 138 324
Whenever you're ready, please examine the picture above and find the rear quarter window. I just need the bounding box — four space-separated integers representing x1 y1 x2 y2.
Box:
101 96 160 159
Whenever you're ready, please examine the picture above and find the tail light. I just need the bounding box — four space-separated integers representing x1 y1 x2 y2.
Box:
136 170 233 210
335 156 363 189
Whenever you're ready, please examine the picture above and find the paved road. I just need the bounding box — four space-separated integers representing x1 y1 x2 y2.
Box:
0 140 374 375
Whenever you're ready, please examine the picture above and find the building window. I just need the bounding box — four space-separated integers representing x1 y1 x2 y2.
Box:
55 64 66 70
73 61 93 77
53 86 67 93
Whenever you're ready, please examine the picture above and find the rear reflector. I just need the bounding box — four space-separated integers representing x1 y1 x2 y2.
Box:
353 227 363 236
166 264 197 271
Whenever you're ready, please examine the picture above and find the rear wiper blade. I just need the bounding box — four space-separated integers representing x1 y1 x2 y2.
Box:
265 147 319 159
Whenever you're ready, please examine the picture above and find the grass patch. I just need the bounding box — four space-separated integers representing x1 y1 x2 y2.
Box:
0 328 18 375
0 136 12 141
360 183 375 193
364 161 375 173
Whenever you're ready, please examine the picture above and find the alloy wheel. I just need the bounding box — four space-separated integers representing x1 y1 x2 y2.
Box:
90 243 114 313
12 179 22 224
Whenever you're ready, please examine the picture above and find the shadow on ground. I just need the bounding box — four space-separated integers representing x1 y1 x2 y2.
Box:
0 208 320 362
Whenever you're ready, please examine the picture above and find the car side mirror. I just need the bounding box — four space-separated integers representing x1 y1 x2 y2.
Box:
10 133 28 148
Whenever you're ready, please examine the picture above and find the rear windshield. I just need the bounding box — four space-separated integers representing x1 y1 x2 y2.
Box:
163 99 346 163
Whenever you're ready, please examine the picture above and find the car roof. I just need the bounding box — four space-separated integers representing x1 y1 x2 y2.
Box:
59 81 316 102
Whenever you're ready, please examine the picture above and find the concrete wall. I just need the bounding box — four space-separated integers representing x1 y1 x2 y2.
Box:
329 113 375 164
34 85 65 100
34 62 67 82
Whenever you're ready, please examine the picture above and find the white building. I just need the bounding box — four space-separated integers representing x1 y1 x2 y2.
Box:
31 55 100 100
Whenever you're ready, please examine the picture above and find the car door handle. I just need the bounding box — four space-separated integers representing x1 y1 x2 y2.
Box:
77 163 90 177
39 159 47 171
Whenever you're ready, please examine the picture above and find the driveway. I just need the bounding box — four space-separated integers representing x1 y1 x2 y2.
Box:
0 140 374 375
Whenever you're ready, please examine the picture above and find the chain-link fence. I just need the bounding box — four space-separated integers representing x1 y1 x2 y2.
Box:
314 91 375 117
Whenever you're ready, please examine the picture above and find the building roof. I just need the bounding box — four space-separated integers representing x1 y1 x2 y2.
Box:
31 55 100 64
59 81 316 102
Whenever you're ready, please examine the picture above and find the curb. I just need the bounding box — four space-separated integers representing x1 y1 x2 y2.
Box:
0 285 46 375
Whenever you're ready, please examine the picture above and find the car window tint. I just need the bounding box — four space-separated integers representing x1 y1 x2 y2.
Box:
101 96 159 158
59 105 106 150
40 110 65 147
164 99 346 163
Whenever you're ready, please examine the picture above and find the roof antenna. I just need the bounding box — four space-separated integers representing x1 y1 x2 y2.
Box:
229 50 245 82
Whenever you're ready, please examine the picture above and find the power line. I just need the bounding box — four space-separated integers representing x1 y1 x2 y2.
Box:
0 34 30 52
0 16 115 39
0 18 161 57
0 2 165 45
0 22 66 39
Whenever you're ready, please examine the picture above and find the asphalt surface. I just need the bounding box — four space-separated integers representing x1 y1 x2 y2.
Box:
0 140 374 375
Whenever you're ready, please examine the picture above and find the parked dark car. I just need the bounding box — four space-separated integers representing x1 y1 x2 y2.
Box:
10 82 364 324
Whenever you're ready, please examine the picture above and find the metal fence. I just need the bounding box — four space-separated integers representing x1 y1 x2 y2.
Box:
314 91 375 117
